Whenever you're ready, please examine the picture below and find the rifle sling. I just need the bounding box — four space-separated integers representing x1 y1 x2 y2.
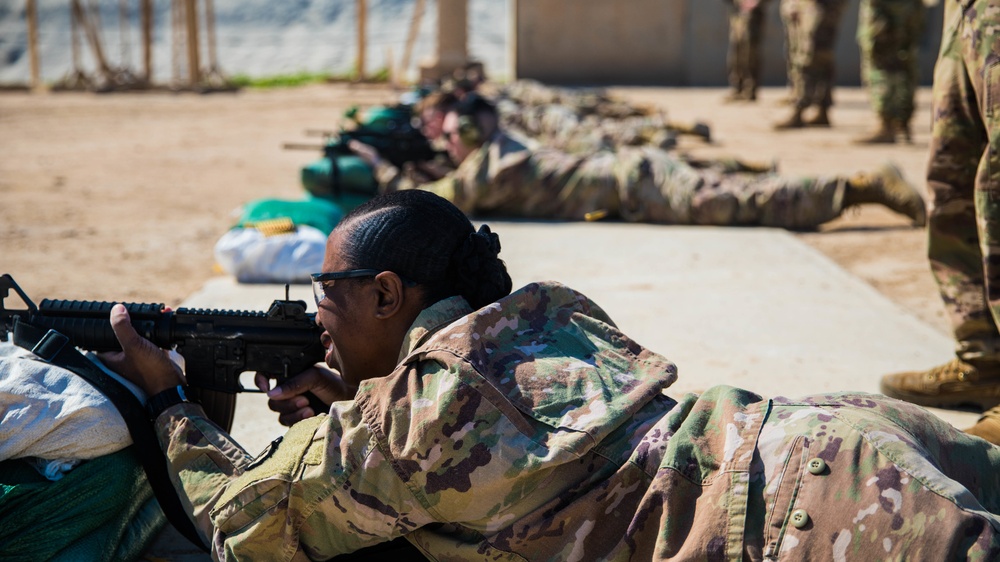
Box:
11 318 210 553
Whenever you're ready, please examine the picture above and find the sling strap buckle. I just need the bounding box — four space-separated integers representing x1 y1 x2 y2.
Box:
30 329 70 362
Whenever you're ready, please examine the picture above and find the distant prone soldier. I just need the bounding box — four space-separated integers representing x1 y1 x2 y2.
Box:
489 79 713 151
358 94 925 231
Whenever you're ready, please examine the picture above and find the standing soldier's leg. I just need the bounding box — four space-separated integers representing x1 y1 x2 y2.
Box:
801 0 849 126
776 0 808 127
744 3 768 100
856 0 894 141
963 0 1000 438
855 0 927 144
882 0 1000 411
726 3 746 101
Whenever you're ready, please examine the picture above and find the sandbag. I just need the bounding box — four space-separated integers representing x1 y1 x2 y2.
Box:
238 196 346 236
0 447 165 562
214 224 327 284
300 154 378 212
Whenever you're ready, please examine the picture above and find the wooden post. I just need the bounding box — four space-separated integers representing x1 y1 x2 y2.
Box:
26 0 41 91
71 0 112 75
400 0 425 83
356 0 366 80
419 0 468 82
185 0 201 86
141 0 153 83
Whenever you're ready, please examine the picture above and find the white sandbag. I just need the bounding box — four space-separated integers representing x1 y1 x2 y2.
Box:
0 342 145 468
214 225 327 284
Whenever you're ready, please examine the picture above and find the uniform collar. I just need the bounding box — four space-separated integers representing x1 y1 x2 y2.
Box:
397 295 474 364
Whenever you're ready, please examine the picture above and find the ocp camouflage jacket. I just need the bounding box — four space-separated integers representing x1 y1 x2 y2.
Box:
155 282 1000 560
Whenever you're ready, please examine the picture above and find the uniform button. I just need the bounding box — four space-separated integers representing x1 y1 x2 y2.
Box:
807 458 827 474
790 509 810 528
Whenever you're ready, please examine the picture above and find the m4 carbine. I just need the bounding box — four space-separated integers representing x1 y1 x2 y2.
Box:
0 274 325 431
284 104 446 198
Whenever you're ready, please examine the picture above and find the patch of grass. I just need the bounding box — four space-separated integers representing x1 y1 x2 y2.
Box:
229 71 334 89
229 67 393 89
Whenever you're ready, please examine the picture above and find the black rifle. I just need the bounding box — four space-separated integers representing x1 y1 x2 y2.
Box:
0 274 326 431
284 104 446 198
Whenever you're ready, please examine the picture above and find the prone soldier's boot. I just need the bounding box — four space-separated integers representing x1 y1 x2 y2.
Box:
853 118 897 144
670 121 712 143
843 163 927 226
964 405 1000 446
880 358 1000 410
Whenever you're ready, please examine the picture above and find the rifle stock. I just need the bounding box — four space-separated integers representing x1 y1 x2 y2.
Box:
0 274 326 431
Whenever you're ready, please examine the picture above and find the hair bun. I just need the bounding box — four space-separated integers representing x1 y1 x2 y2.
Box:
450 224 510 308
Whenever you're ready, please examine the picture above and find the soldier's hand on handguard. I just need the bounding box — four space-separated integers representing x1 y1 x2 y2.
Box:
99 303 186 397
255 366 355 426
347 139 383 168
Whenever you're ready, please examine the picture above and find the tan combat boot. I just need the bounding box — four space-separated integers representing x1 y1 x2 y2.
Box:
898 120 913 144
853 118 897 144
773 109 805 130
844 163 927 226
964 406 1000 446
881 358 1000 410
803 106 830 127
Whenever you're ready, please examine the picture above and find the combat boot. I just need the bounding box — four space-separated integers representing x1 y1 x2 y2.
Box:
723 90 748 103
853 119 897 144
690 122 712 143
773 109 805 130
844 163 927 226
803 107 830 127
964 405 1000 446
880 358 1000 410
898 120 913 143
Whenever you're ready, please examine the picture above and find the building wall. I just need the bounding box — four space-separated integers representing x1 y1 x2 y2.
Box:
511 0 942 86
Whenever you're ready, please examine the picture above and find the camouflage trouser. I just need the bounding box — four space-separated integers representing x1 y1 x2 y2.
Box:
617 148 846 229
780 0 849 109
857 0 927 124
927 0 1000 366
727 2 770 97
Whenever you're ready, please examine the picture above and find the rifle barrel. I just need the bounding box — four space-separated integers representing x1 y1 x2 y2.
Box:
282 142 326 151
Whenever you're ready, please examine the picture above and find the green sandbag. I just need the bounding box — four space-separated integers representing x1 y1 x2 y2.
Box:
300 154 378 214
0 447 166 562
238 196 346 236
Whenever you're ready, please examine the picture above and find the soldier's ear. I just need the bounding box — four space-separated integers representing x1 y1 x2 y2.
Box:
371 271 407 319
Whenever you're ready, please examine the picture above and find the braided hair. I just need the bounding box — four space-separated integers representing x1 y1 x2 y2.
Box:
336 190 513 309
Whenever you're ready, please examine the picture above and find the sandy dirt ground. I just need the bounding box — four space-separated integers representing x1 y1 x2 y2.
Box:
0 82 949 335
0 83 952 559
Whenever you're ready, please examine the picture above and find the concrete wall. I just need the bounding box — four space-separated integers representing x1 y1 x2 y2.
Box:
511 0 943 86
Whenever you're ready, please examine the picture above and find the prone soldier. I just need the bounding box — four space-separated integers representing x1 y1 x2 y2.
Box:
374 94 926 230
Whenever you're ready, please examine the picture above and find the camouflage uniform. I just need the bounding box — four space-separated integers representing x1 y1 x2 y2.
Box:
780 0 849 111
491 80 709 152
726 0 771 100
856 0 927 127
497 100 678 154
415 131 846 230
154 282 1000 559
927 0 1000 368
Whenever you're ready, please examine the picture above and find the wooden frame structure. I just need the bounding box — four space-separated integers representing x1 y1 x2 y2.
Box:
24 0 230 92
